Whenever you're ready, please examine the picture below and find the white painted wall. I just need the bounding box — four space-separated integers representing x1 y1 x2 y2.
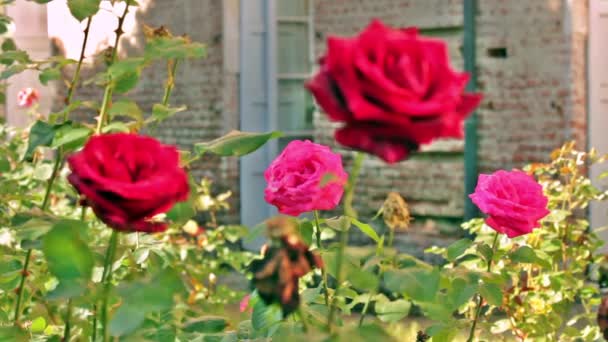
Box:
589 0 608 242
5 0 52 128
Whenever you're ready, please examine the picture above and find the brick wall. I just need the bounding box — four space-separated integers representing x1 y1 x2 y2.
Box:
53 0 241 219
50 0 589 256
313 0 588 255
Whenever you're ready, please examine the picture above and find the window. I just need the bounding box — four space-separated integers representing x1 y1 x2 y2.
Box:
276 0 314 150
239 0 314 230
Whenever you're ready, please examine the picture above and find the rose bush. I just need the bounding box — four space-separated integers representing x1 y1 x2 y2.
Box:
307 19 482 163
264 140 347 216
67 133 190 233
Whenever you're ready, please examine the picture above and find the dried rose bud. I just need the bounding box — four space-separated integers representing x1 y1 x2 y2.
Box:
598 296 608 340
249 218 323 316
17 87 39 108
416 331 430 342
382 192 411 231
143 24 172 39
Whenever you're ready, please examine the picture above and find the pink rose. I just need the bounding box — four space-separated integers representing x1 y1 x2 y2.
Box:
17 87 39 108
264 140 348 216
469 170 549 238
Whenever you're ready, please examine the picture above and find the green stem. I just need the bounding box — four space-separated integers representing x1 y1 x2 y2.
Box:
41 154 62 211
327 152 364 332
100 230 119 342
91 304 98 342
344 152 365 218
358 294 373 327
13 249 31 325
388 229 395 249
467 232 499 342
162 59 179 106
63 299 73 341
327 219 348 332
13 147 65 325
64 16 93 114
313 210 329 306
96 2 130 134
298 307 309 333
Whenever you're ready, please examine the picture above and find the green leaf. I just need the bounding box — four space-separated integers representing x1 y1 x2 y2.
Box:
13 218 54 245
109 268 184 336
30 317 46 333
42 220 94 299
446 238 473 262
39 68 61 85
479 282 503 306
151 103 187 122
166 200 195 224
251 298 282 332
51 125 92 151
509 246 551 269
375 299 410 323
24 120 55 161
101 122 131 133
144 37 206 60
476 243 494 264
33 163 53 181
67 0 100 21
1 38 16 51
182 316 229 333
194 130 283 157
108 99 143 122
350 218 380 243
384 268 440 303
108 58 145 93
107 304 144 337
0 155 10 172
0 327 27 342
347 268 379 292
299 221 314 246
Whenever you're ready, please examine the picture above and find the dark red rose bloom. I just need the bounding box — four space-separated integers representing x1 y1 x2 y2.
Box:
306 19 483 163
67 133 189 233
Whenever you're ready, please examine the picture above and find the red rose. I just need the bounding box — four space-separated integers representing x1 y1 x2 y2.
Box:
67 133 189 233
306 19 482 163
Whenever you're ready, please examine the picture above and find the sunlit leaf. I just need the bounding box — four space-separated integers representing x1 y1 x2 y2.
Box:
194 130 283 157
67 0 100 22
350 218 380 243
24 120 55 161
151 103 187 122
375 299 410 323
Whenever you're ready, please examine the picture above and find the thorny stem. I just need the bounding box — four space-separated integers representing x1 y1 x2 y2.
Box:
313 210 329 306
467 232 500 342
100 230 119 342
13 249 31 325
64 16 93 114
13 141 66 324
96 2 130 134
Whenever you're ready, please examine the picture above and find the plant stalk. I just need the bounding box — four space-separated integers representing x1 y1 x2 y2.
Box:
13 248 31 325
162 59 179 106
313 210 329 306
100 230 119 342
64 16 93 113
63 299 73 341
96 2 130 134
467 232 500 342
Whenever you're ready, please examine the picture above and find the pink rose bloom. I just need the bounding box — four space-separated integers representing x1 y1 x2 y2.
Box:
469 170 550 238
239 294 251 313
17 87 39 108
264 140 348 216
